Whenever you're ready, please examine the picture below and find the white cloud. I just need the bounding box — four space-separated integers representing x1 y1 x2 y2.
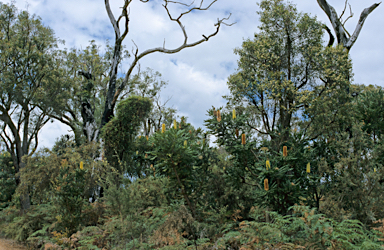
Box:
38 121 72 149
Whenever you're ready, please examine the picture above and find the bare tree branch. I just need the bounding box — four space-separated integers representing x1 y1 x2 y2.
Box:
100 0 233 128
346 2 381 49
339 0 349 21
343 4 353 26
317 0 381 51
105 0 121 39
322 24 335 47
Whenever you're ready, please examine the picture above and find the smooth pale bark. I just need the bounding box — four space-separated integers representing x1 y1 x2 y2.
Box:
317 0 381 50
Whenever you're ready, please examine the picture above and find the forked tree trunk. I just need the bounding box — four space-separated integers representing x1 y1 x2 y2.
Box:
317 0 380 51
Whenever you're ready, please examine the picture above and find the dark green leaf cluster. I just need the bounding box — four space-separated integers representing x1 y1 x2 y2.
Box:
0 152 16 210
102 95 152 175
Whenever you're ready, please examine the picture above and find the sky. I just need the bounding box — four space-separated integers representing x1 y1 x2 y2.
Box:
5 0 384 148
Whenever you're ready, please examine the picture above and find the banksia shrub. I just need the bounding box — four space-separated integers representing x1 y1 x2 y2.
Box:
264 179 269 191
266 160 270 170
283 146 287 157
241 134 246 145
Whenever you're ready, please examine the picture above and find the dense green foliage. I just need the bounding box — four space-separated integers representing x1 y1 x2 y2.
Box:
102 95 152 176
0 152 16 209
1 0 384 249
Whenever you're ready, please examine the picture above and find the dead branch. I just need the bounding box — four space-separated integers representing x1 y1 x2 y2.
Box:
347 1 381 49
322 24 335 47
116 0 233 108
343 3 353 26
101 0 232 128
317 0 381 51
339 0 348 21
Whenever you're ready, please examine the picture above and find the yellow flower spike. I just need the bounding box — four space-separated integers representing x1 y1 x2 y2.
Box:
145 154 148 159
173 120 177 129
136 151 138 155
307 163 311 173
80 161 83 170
266 160 270 170
264 179 269 191
139 135 141 139
184 140 187 147
260 147 269 152
216 110 221 122
162 124 165 133
146 135 148 141
374 167 377 173
283 146 287 157
241 134 246 145
232 109 236 119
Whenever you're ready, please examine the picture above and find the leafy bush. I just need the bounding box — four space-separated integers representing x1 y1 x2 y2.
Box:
0 151 16 210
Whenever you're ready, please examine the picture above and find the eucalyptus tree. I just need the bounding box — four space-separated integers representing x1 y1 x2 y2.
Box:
49 41 114 145
78 0 233 141
51 0 231 146
50 42 176 145
0 3 64 209
225 0 352 150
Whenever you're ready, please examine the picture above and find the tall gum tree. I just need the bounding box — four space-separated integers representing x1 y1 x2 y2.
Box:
50 42 176 146
49 41 115 145
0 3 63 210
225 0 352 150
